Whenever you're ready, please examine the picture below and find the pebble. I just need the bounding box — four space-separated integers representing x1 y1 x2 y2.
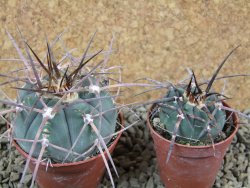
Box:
146 177 154 188
0 172 10 179
143 127 150 142
133 144 143 152
136 129 144 138
138 172 148 183
2 184 9 188
141 149 152 161
129 178 140 188
125 137 133 148
114 145 130 155
9 172 19 182
22 174 33 185
139 161 148 172
128 114 140 124
141 113 148 122
127 126 136 136
119 173 129 181
146 166 154 176
1 178 9 183
156 185 165 188
117 180 129 188
136 106 147 113
153 172 161 184
120 160 136 170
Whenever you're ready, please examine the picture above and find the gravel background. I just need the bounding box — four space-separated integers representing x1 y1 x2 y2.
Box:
0 106 249 188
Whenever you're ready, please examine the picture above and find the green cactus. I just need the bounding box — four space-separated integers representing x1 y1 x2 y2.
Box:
14 79 117 163
159 86 226 141
5 33 118 163
157 46 241 144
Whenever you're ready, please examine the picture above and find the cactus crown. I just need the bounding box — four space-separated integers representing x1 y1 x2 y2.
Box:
19 38 103 99
158 72 227 142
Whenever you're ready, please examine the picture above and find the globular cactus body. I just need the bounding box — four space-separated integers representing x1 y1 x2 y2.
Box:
14 79 117 163
159 86 226 141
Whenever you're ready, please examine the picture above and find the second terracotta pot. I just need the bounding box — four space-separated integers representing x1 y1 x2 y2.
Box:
13 113 124 188
147 103 239 188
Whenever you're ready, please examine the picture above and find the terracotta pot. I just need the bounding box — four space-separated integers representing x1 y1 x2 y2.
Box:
147 102 239 188
13 113 124 188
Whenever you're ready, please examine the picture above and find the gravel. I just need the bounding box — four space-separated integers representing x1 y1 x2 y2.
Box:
0 106 249 188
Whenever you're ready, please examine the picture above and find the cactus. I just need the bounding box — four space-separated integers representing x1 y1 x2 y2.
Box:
9 34 118 162
152 45 250 162
0 30 126 188
0 29 159 187
159 86 226 141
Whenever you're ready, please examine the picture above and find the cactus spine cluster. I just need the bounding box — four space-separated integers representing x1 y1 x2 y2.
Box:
6 32 118 163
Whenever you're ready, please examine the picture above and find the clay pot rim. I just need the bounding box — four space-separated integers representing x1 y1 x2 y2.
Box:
147 101 239 149
13 112 124 168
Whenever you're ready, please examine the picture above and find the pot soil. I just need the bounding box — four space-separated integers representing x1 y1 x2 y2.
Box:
147 102 239 188
13 113 124 188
